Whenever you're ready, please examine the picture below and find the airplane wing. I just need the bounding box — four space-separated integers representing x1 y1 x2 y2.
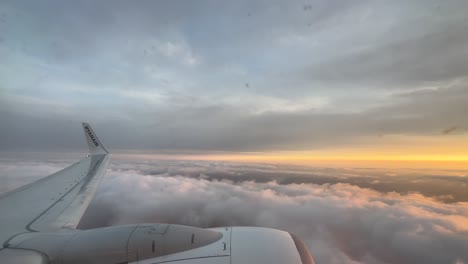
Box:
0 122 316 264
0 123 111 246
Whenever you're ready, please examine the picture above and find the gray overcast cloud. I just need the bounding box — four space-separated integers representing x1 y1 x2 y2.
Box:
1 0 468 152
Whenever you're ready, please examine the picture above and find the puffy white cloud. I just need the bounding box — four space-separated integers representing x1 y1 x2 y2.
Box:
1 155 467 263
77 160 468 264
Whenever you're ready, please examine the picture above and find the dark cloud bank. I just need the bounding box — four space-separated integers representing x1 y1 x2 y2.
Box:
1 155 467 264
1 1 468 152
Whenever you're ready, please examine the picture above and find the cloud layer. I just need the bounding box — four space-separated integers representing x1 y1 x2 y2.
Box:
1 155 467 264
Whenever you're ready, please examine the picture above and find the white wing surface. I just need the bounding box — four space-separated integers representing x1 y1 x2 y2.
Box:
0 123 111 247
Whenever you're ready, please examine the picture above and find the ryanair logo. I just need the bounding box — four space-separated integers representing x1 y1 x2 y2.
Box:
84 126 99 147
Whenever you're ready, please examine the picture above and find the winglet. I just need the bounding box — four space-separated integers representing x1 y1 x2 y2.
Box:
82 122 108 155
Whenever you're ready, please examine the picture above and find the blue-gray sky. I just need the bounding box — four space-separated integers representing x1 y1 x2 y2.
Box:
1 0 468 153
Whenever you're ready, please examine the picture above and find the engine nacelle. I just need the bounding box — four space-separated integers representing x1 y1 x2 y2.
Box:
6 224 314 264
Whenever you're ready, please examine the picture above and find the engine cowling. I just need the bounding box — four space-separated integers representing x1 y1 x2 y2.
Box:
5 224 314 264
229 227 315 264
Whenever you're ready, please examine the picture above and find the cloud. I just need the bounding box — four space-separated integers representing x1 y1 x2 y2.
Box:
0 153 80 193
155 41 200 66
304 23 468 87
0 1 468 152
70 159 468 264
2 81 467 152
1 155 467 263
443 126 458 135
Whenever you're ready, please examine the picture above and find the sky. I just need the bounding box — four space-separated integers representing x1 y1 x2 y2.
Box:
0 0 468 167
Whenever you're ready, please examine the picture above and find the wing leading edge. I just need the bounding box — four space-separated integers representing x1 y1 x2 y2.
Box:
0 123 111 248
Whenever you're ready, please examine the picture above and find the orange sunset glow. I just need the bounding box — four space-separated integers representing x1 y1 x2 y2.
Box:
115 134 468 169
